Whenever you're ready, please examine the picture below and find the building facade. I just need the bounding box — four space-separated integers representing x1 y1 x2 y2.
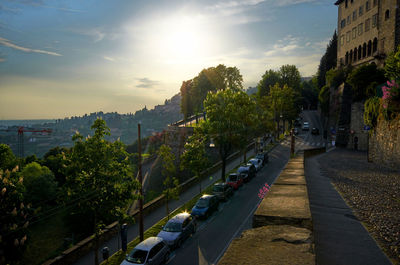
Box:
336 0 400 67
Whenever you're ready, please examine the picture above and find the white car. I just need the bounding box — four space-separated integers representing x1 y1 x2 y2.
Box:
249 158 262 171
302 122 310 131
120 237 169 265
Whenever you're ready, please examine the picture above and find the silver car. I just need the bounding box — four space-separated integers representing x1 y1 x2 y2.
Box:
120 237 169 265
157 212 196 249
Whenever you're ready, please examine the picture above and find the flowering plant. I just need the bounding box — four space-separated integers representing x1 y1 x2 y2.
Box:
382 80 400 119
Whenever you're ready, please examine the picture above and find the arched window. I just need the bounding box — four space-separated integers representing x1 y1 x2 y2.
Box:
350 50 353 63
385 10 390 20
358 45 362 59
354 48 358 61
363 43 367 57
373 38 378 53
345 51 349 65
368 40 372 56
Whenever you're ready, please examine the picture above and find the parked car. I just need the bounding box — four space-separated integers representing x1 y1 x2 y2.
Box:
157 212 196 249
191 194 219 219
120 237 169 265
294 118 301 127
256 152 269 165
302 122 310 131
311 127 320 135
249 158 262 171
226 173 243 190
237 163 256 182
212 182 233 201
294 128 299 135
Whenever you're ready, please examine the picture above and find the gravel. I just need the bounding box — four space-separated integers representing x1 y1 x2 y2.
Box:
317 148 400 264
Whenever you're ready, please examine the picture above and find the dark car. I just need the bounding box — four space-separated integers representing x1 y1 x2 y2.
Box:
256 152 269 165
311 127 320 135
212 183 233 201
191 194 219 219
294 128 299 135
226 173 243 189
157 212 196 249
237 164 256 182
121 237 169 265
294 118 301 127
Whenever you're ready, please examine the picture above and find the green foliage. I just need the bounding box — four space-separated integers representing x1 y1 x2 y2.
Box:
384 45 400 81
0 144 17 171
20 162 57 209
180 128 209 192
64 118 140 235
257 65 302 97
326 67 347 88
180 64 244 117
317 31 337 88
319 85 330 116
347 63 386 102
257 69 281 97
158 144 179 218
364 97 381 128
0 168 31 264
42 147 69 186
301 77 319 109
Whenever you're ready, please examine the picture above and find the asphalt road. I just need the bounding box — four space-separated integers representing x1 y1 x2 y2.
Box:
74 146 256 265
166 143 291 265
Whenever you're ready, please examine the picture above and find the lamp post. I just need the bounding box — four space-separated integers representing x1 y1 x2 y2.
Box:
280 113 283 136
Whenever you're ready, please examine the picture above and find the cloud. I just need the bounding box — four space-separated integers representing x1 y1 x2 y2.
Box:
264 35 300 56
72 28 107 42
0 57 5 62
136 78 159 89
103 56 116 62
0 37 62 56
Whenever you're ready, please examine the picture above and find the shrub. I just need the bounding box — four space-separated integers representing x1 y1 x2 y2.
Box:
364 97 381 128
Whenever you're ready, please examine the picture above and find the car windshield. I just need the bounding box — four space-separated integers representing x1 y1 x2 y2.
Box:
228 175 237 181
126 249 148 264
163 221 182 232
213 186 223 192
196 198 209 208
249 160 257 164
256 155 263 159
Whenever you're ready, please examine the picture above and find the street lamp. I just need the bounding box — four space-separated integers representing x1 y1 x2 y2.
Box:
280 113 283 136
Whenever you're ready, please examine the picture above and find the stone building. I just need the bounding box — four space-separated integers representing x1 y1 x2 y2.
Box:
335 0 400 67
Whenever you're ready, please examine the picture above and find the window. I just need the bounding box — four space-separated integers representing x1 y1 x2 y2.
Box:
358 23 363 35
354 48 358 61
365 18 371 31
345 0 348 8
352 27 357 39
345 52 349 64
373 0 377 7
351 0 354 3
358 45 362 59
373 38 378 53
368 40 372 56
340 35 345 45
363 43 367 57
366 1 370 11
353 11 357 21
346 31 351 42
341 19 346 28
350 50 353 63
347 15 351 24
385 10 390 20
359 6 363 16
372 14 378 27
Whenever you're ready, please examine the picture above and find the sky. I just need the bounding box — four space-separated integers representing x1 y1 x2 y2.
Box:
0 0 338 119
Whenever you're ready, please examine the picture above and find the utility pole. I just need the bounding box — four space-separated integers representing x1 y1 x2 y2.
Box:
290 128 295 156
138 123 144 242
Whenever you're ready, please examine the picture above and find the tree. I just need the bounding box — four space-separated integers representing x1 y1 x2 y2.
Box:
319 85 330 116
20 162 57 209
317 31 337 89
384 45 400 81
347 63 386 102
257 69 281 98
158 144 179 220
180 128 209 193
43 146 69 186
202 89 246 181
301 77 319 110
0 144 17 171
65 118 139 265
0 168 30 265
180 80 194 120
279 65 301 92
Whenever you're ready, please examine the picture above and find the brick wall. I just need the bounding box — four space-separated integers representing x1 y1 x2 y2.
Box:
369 116 400 169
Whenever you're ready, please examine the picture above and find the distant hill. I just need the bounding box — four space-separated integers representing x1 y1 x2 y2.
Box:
246 86 257 95
0 93 183 157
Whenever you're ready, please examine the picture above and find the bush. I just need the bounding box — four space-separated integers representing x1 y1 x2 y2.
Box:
364 97 381 128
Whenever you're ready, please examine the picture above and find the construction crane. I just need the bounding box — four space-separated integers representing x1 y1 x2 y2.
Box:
0 127 52 157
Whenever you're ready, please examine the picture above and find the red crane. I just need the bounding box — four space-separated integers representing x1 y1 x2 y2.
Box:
0 127 52 157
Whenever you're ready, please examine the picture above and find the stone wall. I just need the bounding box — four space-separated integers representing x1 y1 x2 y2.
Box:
369 116 400 170
348 101 369 151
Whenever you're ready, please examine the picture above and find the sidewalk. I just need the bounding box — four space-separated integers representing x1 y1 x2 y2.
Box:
305 150 392 265
73 147 256 265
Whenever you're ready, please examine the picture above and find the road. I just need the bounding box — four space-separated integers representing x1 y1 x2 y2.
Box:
74 145 255 265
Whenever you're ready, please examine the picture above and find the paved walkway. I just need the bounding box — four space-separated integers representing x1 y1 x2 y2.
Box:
305 152 392 265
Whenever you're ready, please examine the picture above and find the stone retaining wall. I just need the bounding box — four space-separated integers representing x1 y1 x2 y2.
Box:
369 116 400 170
